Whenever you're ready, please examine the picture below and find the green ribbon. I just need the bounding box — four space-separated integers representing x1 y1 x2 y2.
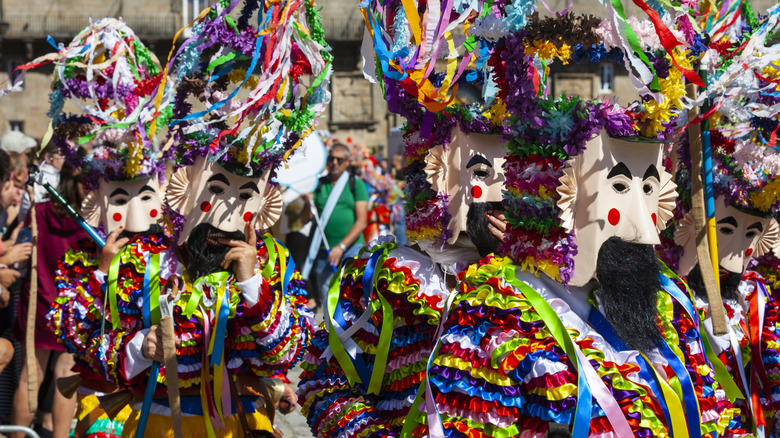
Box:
369 279 394 395
500 265 590 434
206 52 238 72
326 264 362 386
149 252 161 325
400 381 428 437
107 250 122 331
261 234 278 279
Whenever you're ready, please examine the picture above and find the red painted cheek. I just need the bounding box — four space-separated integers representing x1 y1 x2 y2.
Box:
745 248 754 257
651 213 657 224
243 212 254 223
608 208 620 226
112 212 122 222
200 201 212 212
150 209 158 218
471 186 483 199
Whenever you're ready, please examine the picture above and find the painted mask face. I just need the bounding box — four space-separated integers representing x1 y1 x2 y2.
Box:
424 127 506 246
675 196 779 276
558 132 677 286
166 155 283 245
82 175 164 236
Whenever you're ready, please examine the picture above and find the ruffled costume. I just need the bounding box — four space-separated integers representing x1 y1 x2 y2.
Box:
47 235 167 438
48 232 312 436
420 256 747 437
298 241 453 438
691 271 780 430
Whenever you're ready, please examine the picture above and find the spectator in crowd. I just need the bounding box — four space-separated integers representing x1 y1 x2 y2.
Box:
2 151 30 231
0 149 25 376
300 143 368 309
12 162 86 438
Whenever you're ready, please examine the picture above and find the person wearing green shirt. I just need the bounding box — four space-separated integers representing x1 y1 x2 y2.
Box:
301 143 368 308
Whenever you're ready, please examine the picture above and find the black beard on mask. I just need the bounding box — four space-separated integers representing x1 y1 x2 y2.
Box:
466 202 503 258
687 263 742 302
595 236 663 351
185 223 245 281
118 223 164 241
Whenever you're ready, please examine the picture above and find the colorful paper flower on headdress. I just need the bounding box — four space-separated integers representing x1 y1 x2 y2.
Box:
161 0 332 178
491 3 714 283
499 96 641 283
3 18 168 189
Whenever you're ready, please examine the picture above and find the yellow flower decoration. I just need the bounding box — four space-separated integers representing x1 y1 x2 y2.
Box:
749 177 780 213
524 41 572 65
124 138 143 179
639 48 688 137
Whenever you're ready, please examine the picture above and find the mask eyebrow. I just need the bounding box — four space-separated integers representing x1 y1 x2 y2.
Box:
607 162 632 179
466 155 492 168
110 188 129 197
139 185 156 194
717 216 738 227
747 222 764 232
207 173 230 186
642 165 660 181
239 182 260 193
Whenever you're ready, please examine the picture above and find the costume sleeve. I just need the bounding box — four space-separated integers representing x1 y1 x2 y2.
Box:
228 237 313 380
93 235 184 391
45 240 108 383
297 242 446 438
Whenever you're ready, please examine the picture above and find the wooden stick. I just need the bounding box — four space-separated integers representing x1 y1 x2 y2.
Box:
686 83 728 335
25 186 38 412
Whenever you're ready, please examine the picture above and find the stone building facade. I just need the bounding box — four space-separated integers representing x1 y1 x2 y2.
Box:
0 0 774 158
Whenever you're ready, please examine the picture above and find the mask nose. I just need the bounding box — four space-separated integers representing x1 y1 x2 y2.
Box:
123 199 155 233
719 235 748 274
618 193 660 245
211 200 245 233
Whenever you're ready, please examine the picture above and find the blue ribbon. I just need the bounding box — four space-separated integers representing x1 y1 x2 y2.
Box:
329 249 385 388
657 275 703 438
46 35 59 50
209 279 231 367
135 364 160 438
283 251 295 296
362 250 383 298
657 337 702 438
571 351 593 438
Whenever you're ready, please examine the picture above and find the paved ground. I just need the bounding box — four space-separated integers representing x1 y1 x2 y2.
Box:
275 308 325 438
275 362 314 438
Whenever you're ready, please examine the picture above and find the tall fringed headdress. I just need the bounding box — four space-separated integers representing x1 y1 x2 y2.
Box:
159 0 333 178
658 2 780 271
4 18 169 189
361 0 538 246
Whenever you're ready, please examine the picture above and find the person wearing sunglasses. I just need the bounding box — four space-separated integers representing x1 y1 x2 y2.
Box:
300 143 368 310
